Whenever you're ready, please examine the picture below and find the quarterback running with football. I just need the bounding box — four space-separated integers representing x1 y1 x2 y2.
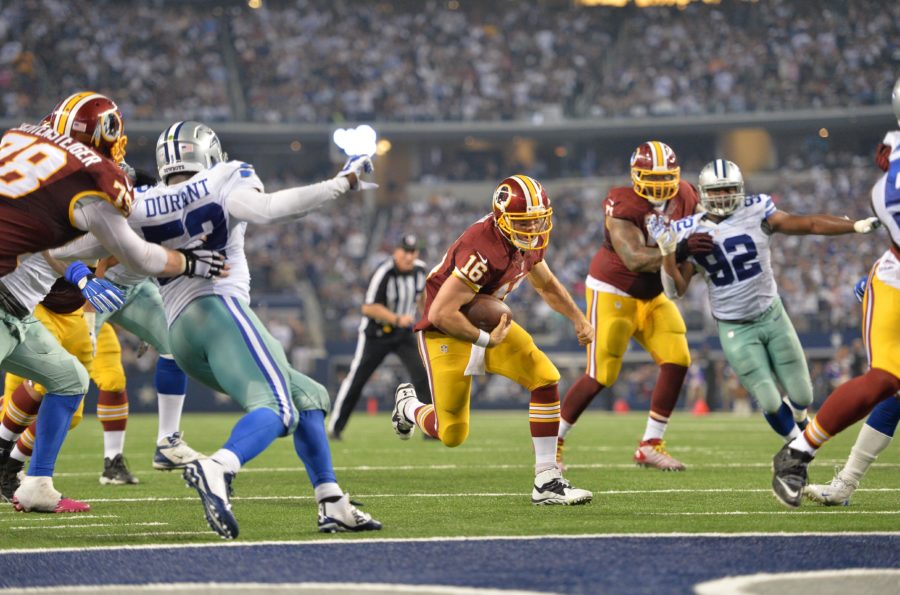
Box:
649 159 880 446
772 81 900 508
391 174 595 505
556 141 713 472
53 121 382 537
0 92 224 513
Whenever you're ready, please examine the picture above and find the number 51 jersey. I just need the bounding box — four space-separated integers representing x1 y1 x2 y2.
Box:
672 194 778 321
128 161 263 325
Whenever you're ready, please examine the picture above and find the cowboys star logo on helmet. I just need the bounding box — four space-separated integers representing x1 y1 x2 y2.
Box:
492 174 553 251
698 159 745 217
630 141 680 204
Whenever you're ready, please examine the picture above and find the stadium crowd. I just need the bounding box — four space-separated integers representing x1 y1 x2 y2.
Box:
1 0 897 124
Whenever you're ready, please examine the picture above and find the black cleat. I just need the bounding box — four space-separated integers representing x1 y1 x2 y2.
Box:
772 444 813 508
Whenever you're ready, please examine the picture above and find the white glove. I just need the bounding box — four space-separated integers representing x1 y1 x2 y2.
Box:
337 155 378 191
646 214 677 256
853 216 881 234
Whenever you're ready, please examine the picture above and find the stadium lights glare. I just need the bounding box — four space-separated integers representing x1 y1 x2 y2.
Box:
333 125 377 158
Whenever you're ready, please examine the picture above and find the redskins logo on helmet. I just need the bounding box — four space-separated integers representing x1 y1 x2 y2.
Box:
41 91 127 164
630 141 680 203
492 174 553 251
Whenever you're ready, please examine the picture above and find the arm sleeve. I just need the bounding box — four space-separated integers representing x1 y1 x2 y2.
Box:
226 177 350 224
72 198 170 275
49 233 108 261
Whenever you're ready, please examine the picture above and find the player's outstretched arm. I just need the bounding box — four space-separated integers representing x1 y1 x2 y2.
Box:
527 261 592 345
767 211 880 236
429 275 510 347
226 156 375 225
607 217 664 272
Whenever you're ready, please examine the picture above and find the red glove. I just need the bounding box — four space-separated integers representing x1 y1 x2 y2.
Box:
675 232 715 262
875 143 891 172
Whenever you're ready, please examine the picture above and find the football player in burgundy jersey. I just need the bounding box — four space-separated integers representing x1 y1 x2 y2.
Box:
556 141 714 472
391 174 594 505
771 80 900 508
0 92 223 513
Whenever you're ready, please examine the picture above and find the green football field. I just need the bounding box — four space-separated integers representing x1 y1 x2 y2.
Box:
1 411 897 549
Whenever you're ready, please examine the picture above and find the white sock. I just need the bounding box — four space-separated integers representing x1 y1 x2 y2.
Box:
157 393 186 441
842 425 892 483
211 448 242 475
533 436 557 473
403 399 424 423
558 419 574 439
788 433 818 456
0 426 20 442
103 431 125 459
785 425 801 442
314 482 343 502
642 417 668 442
11 446 27 463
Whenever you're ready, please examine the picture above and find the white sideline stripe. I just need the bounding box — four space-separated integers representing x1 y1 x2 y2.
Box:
0 582 549 595
3 487 893 506
6 522 168 531
50 461 900 477
695 568 900 595
0 514 119 522
2 532 899 555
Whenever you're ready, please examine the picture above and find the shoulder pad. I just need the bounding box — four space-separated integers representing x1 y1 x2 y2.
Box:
86 159 133 216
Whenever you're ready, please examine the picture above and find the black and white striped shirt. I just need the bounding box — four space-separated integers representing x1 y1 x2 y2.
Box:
362 257 427 336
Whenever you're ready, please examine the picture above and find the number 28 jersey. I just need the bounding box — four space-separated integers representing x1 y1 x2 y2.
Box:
672 194 778 321
414 215 545 333
127 161 263 324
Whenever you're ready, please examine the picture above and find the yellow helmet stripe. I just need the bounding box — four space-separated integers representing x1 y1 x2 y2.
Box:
650 141 666 170
54 91 101 136
513 174 541 207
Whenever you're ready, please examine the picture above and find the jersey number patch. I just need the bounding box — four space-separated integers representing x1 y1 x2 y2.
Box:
0 132 68 199
696 234 762 287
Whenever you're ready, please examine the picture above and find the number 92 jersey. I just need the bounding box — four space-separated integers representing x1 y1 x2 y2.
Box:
672 194 778 321
128 161 263 325
414 215 544 333
872 131 900 252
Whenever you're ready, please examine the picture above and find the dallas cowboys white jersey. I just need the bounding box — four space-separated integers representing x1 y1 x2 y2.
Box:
871 131 900 289
128 161 263 324
672 194 778 321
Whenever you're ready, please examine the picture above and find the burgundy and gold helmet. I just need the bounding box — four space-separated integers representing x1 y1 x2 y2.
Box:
41 91 127 164
491 174 553 251
630 140 680 203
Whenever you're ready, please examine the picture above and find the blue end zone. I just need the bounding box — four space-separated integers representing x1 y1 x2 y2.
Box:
1 535 897 593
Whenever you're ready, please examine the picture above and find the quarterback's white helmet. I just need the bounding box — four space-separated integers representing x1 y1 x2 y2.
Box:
698 159 745 217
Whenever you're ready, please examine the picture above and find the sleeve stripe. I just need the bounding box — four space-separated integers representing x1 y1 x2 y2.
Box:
452 268 481 292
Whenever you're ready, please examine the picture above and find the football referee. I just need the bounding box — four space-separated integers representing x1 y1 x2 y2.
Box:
328 234 432 439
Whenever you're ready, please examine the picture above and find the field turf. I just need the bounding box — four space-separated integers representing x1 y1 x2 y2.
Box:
1 411 897 549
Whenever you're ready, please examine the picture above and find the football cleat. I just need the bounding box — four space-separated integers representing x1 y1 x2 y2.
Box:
392 383 417 440
556 437 567 472
317 493 383 533
0 457 25 502
634 439 686 471
805 467 858 506
100 454 139 485
153 431 202 470
12 476 90 513
531 467 592 506
183 458 238 539
772 444 813 508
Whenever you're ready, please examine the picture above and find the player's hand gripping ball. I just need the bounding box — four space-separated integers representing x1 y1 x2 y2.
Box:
460 294 513 332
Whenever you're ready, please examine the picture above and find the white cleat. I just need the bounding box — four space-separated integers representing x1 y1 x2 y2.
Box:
154 431 203 470
183 458 238 539
805 467 858 506
392 383 417 440
12 476 90 513
531 467 592 506
317 493 383 533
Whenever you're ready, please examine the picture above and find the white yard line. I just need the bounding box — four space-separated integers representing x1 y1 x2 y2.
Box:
5 522 168 530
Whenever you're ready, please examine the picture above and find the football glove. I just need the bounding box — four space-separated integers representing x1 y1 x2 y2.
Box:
646 214 677 256
179 248 227 279
675 232 715 263
853 216 881 234
853 276 867 304
337 155 378 191
64 261 126 313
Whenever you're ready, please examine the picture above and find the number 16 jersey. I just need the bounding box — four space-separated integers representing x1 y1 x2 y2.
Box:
673 194 778 322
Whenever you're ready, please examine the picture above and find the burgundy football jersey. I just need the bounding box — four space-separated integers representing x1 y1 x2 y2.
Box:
415 215 544 333
0 123 133 276
589 180 699 300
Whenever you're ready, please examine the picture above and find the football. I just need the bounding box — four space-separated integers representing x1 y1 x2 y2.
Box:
460 294 513 332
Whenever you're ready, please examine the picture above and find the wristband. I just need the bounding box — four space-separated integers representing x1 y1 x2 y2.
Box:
474 330 490 348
